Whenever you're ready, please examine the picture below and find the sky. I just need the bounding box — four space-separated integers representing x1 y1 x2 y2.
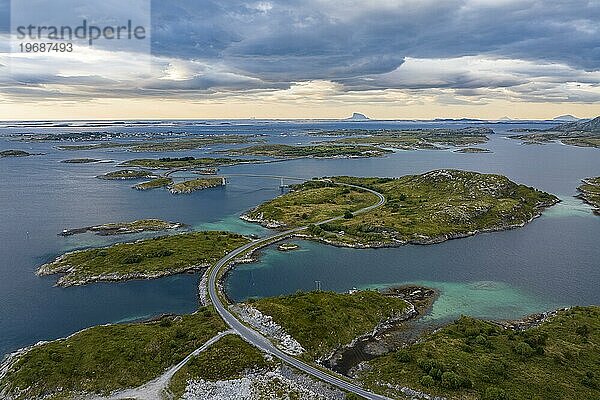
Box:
0 0 599 120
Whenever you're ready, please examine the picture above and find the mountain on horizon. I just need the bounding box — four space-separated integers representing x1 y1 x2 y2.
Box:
553 115 579 122
346 112 369 121
550 116 600 132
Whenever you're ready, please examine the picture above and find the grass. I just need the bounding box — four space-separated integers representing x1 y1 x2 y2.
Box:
562 137 600 148
133 177 173 190
358 306 600 400
245 180 379 226
0 309 227 399
97 169 156 180
248 170 558 246
577 177 600 214
38 231 250 286
168 334 270 398
169 177 225 194
223 144 392 158
122 156 254 169
248 290 409 359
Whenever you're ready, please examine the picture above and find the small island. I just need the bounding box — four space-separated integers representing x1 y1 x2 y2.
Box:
577 177 600 215
134 177 173 190
454 147 492 153
59 219 184 236
97 169 157 180
60 158 103 164
277 243 299 251
37 231 250 286
222 144 392 158
0 149 39 158
122 156 256 169
243 170 559 247
169 177 226 194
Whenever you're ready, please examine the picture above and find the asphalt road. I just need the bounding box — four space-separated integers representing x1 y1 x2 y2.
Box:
207 179 391 400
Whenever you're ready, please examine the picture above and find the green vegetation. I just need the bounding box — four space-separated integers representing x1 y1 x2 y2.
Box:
0 309 226 399
248 170 558 247
577 177 600 215
37 231 250 286
249 290 409 359
59 219 183 236
133 177 173 190
122 156 253 169
223 144 392 158
59 158 102 163
313 127 491 150
0 150 36 158
358 306 600 400
169 177 225 194
168 334 270 398
244 180 379 227
58 135 257 151
97 169 156 180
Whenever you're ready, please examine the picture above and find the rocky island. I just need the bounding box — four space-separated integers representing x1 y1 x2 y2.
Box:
243 170 559 247
577 177 600 215
59 219 184 236
454 147 492 153
59 158 103 164
37 231 250 286
134 177 173 190
122 156 257 169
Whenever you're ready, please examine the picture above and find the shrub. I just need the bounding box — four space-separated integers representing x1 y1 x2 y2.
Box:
395 349 411 363
484 386 509 400
514 341 534 357
441 371 463 389
419 375 435 387
343 210 354 219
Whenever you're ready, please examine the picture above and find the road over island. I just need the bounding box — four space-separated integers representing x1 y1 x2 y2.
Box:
207 179 392 400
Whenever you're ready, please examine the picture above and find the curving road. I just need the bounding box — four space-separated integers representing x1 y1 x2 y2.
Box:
207 180 390 400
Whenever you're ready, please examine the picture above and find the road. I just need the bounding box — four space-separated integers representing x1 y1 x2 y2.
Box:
207 180 391 400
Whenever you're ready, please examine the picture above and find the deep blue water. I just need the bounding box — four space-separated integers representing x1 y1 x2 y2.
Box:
1 120 598 357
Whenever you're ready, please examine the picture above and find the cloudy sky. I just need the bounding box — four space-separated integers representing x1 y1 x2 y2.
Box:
0 0 599 119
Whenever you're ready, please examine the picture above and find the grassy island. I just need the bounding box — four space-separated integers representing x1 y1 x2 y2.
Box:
0 309 226 399
97 169 156 180
577 177 600 215
245 170 558 247
223 143 392 158
169 177 226 194
247 291 409 359
133 177 173 190
59 219 184 236
358 306 600 400
313 127 491 150
0 150 37 158
122 156 254 169
37 231 250 286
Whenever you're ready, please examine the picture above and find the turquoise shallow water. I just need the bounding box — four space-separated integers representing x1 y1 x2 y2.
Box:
1 120 599 357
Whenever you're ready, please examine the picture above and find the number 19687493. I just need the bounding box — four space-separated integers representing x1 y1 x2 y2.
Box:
19 42 73 52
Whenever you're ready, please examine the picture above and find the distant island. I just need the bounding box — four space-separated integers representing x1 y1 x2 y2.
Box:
346 112 369 120
510 116 600 148
60 158 103 164
97 169 157 180
222 143 391 158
